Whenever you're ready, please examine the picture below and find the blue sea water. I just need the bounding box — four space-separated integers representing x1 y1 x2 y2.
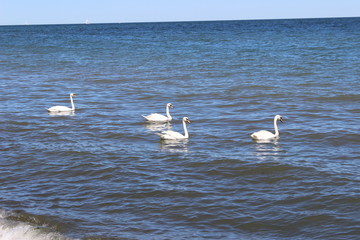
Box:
0 18 360 239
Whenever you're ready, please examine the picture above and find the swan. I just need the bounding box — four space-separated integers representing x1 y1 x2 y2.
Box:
47 93 77 112
251 115 284 141
143 103 173 122
158 117 190 140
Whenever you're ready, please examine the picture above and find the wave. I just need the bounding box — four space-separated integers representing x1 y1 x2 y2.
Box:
0 209 74 240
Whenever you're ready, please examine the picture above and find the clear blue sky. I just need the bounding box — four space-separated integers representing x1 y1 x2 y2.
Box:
0 0 359 25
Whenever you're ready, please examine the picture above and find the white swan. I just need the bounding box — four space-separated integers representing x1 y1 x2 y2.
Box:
158 117 190 140
251 115 284 141
47 93 77 112
143 103 173 122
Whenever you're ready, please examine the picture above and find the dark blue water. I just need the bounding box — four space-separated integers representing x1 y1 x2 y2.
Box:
0 18 360 239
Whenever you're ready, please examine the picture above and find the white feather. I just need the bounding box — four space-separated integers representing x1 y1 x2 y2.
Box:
251 115 283 141
158 117 190 140
143 103 173 122
47 93 76 113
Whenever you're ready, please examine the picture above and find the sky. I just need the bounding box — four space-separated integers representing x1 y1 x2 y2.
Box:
0 0 359 25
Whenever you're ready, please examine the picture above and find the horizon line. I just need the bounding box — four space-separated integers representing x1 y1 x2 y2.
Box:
1 16 359 27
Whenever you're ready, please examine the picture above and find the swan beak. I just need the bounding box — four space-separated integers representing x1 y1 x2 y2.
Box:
186 119 191 123
170 105 174 108
280 117 284 123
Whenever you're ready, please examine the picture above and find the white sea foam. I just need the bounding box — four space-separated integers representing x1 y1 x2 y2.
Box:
0 210 71 240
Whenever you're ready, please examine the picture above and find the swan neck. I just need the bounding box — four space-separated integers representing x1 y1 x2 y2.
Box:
274 117 279 136
183 120 189 138
166 105 172 120
70 95 75 110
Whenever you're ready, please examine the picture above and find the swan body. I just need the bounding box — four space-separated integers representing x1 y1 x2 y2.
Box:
251 115 283 140
143 103 173 122
158 117 190 140
47 93 77 112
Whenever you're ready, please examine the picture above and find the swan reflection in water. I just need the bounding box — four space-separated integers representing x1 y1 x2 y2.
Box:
252 140 283 161
144 121 172 132
252 137 279 144
48 111 75 116
159 139 189 153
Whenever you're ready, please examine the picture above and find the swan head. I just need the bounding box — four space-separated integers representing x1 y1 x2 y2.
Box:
183 117 191 123
275 115 283 123
70 93 77 97
167 103 173 109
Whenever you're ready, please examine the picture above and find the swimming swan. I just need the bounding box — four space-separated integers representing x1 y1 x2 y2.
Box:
158 117 190 140
143 103 173 122
251 115 283 140
47 93 77 112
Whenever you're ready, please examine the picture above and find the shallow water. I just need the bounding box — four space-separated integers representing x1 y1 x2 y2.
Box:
1 18 360 239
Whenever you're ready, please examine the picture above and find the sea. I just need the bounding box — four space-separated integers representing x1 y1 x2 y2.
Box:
0 17 359 240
